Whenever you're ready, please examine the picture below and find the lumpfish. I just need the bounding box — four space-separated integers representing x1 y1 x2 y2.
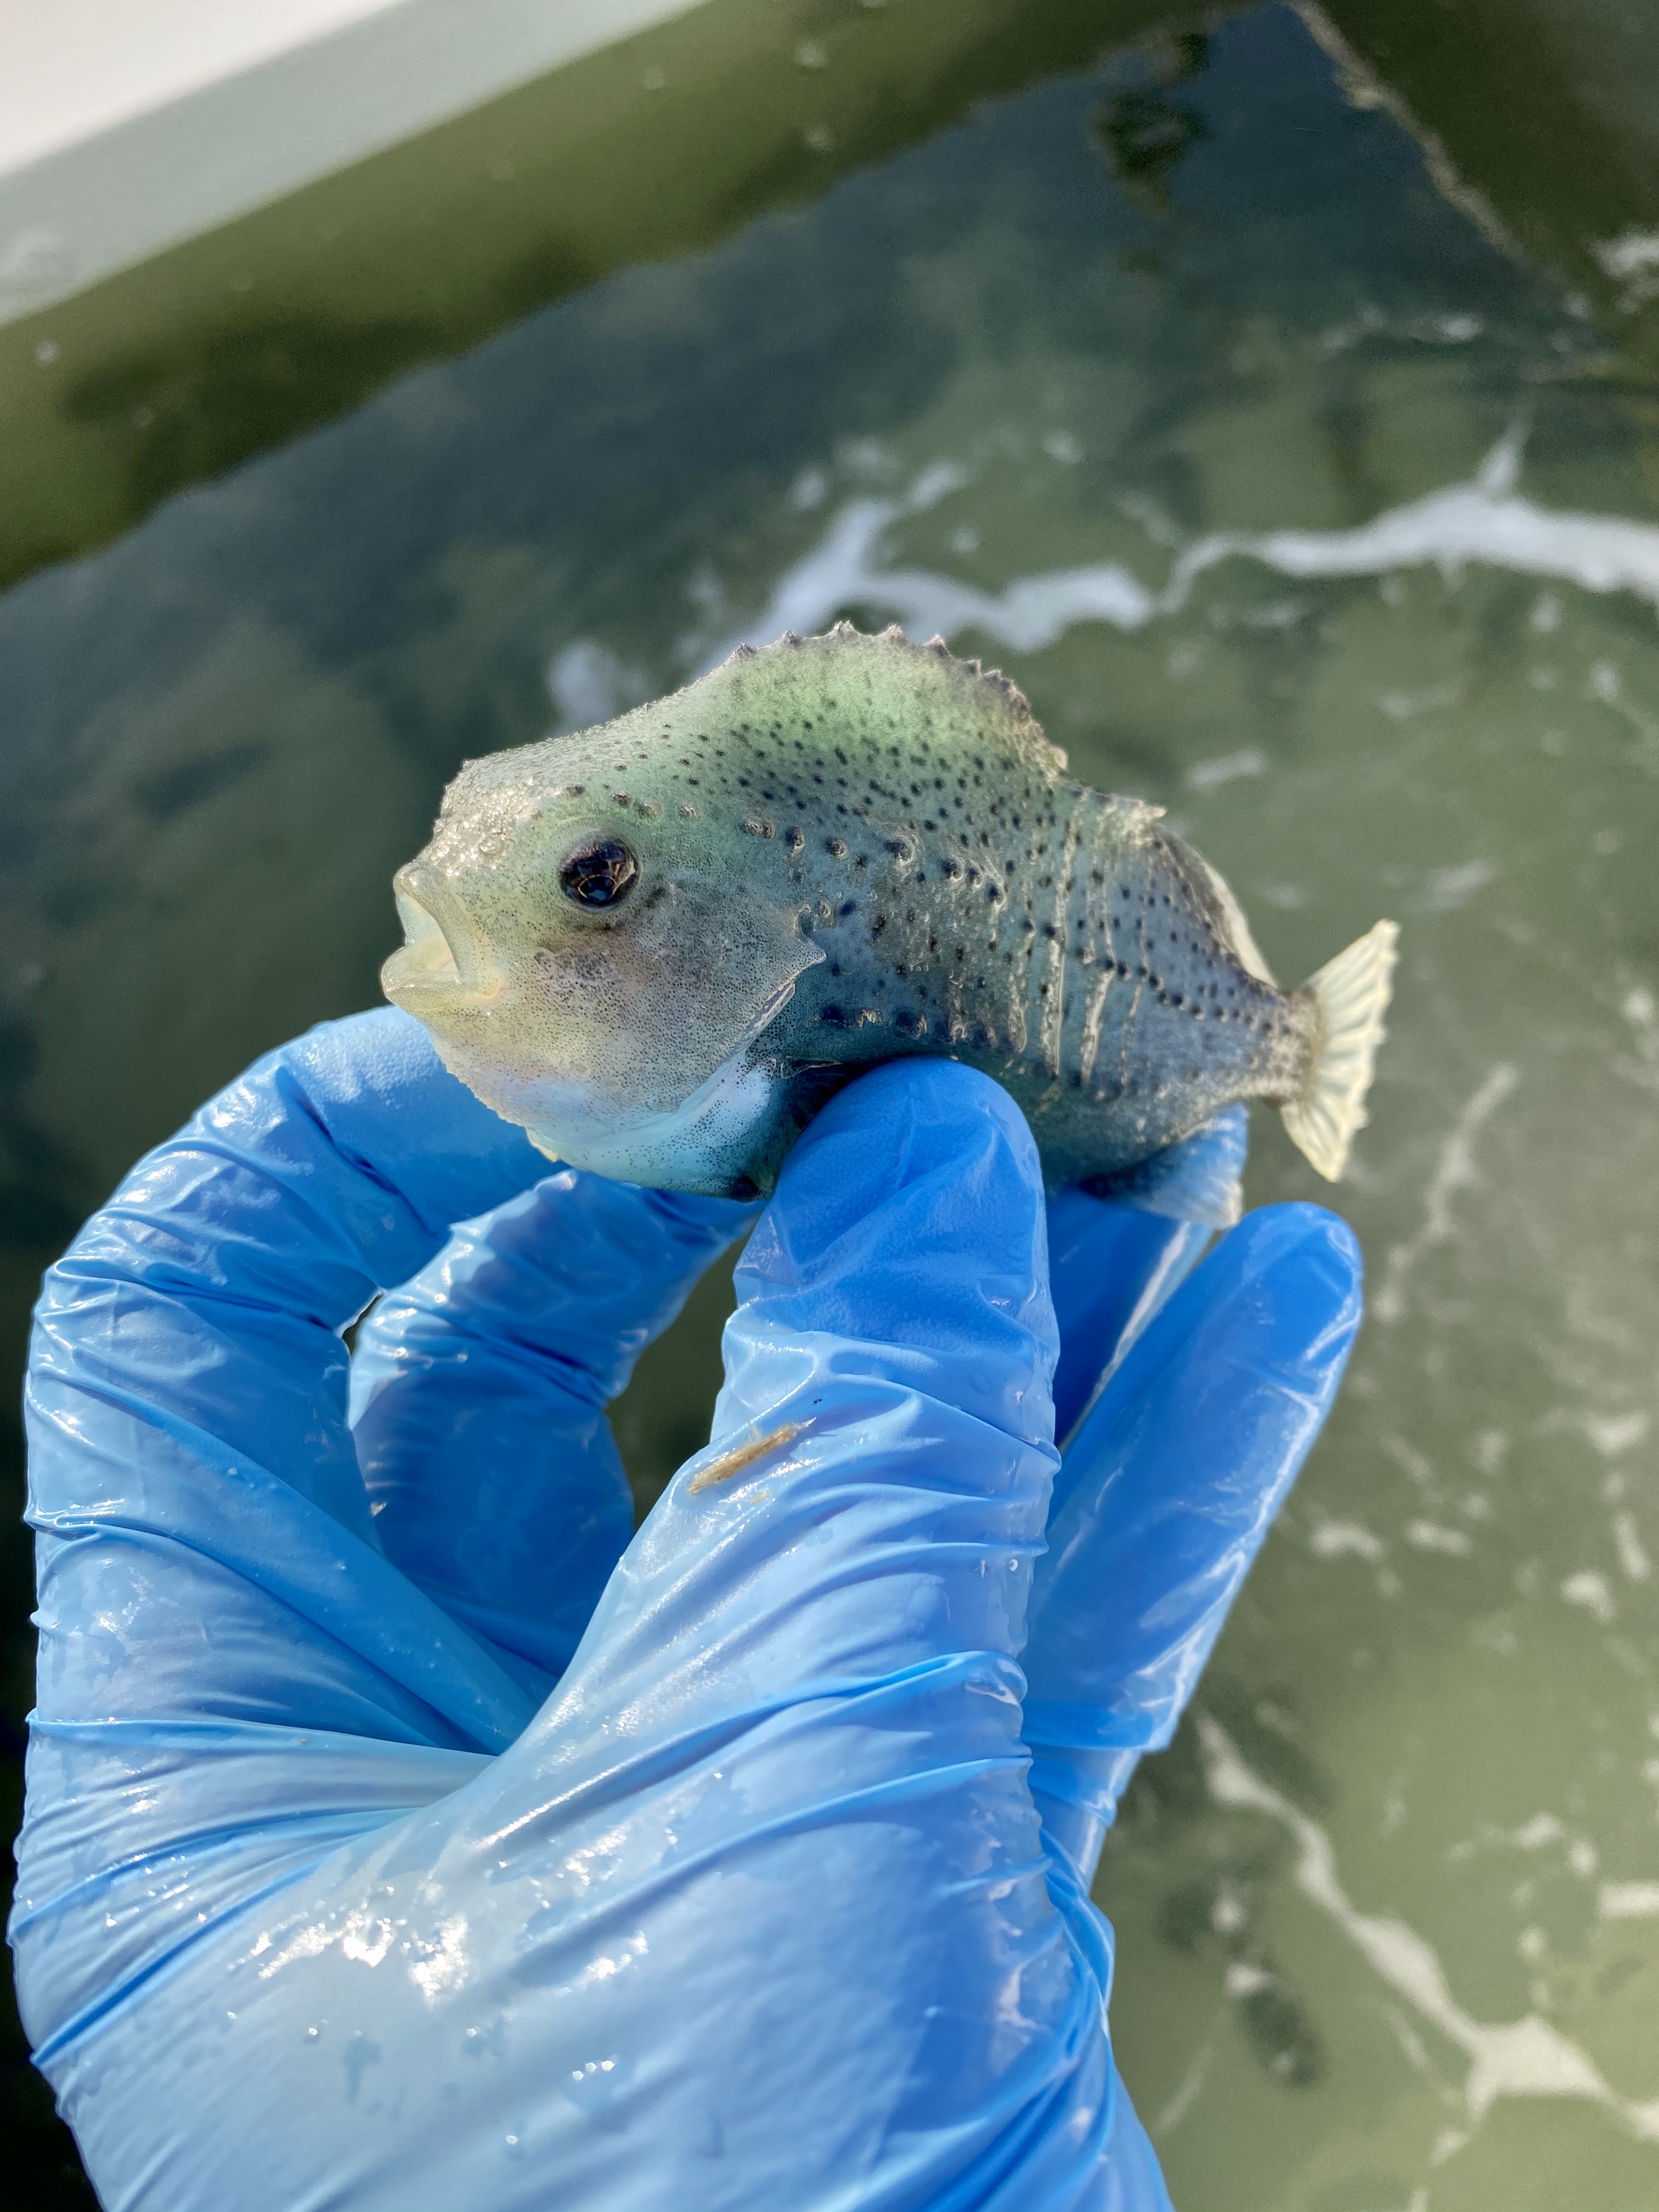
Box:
383 624 1397 1201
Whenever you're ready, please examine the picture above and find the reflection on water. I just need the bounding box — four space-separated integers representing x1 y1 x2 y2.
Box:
4 6 1659 2207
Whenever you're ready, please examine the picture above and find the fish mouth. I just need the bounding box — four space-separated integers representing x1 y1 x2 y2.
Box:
382 866 504 1013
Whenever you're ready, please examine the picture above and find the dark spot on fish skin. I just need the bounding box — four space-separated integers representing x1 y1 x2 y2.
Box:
820 1006 847 1028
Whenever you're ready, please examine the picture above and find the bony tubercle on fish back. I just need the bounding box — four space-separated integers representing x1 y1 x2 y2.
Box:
382 622 1397 1202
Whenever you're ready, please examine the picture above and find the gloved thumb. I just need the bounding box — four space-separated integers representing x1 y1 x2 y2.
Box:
531 1057 1061 1750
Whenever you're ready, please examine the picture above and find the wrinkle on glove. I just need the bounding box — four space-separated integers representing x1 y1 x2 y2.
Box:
15 1042 1173 2212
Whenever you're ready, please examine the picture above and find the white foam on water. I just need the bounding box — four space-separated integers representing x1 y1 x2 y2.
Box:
1561 1570 1618 1626
1152 2038 1216 2139
1223 1960 1274 1997
1186 747 1267 791
1448 1813 1604 1871
1593 230 1659 313
1612 1512 1653 1584
1601 1882 1659 1920
1374 1063 1519 1325
696 467 1154 674
1380 681 1463 721
1594 231 1659 284
1310 1519 1386 1562
1423 859 1496 912
1198 1716 1659 2146
698 432 1659 679
1512 1813 1565 1852
1168 430 1659 613
1404 1520 1473 1556
1585 1411 1651 1458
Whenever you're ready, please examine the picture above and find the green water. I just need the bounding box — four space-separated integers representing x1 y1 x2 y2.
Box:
5 5 1659 2206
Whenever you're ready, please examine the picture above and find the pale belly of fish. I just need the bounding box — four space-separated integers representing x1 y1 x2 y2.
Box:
383 624 1397 1200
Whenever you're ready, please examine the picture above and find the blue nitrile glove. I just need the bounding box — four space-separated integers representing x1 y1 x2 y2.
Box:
13 1009 1361 2211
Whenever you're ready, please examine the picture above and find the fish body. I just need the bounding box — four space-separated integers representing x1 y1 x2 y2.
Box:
384 625 1396 1198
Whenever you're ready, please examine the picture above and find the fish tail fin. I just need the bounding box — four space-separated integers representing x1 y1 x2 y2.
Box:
1280 919 1400 1180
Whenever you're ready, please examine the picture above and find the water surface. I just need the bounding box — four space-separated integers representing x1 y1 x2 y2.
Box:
4 8 1658 2207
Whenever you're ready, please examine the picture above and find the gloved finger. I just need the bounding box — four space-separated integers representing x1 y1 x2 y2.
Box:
534 1054 1060 1756
19 1007 575 2097
1022 1202 1362 1883
349 1173 753 1677
25 1006 565 1764
1047 1105 1248 1446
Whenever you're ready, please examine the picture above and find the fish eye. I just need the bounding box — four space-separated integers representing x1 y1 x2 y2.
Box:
558 837 639 909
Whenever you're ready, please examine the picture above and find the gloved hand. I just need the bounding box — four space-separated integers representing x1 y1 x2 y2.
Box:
13 1009 1360 2210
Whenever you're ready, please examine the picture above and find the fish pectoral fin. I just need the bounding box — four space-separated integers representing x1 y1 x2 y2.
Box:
1280 919 1400 1180
783 1060 862 1130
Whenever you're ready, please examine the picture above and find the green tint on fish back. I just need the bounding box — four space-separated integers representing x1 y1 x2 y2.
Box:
383 623 1396 1197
